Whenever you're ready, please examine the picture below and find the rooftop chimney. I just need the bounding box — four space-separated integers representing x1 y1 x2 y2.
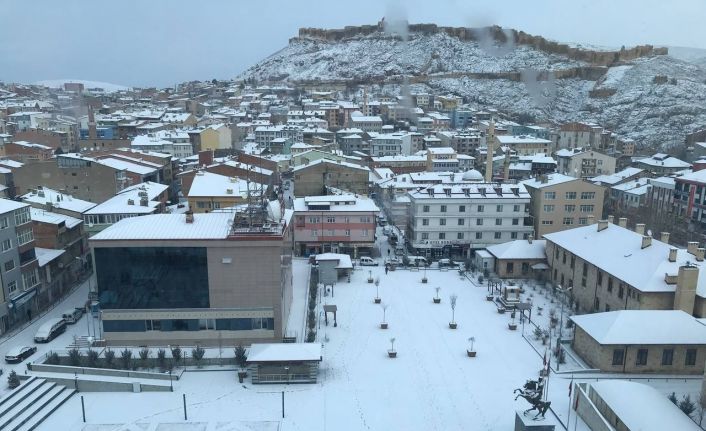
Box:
635 223 645 235
660 232 670 244
607 215 614 224
641 235 652 249
185 211 194 224
674 264 699 314
597 220 609 232
687 241 699 256
88 106 97 140
697 248 705 262
669 248 678 262
618 217 627 228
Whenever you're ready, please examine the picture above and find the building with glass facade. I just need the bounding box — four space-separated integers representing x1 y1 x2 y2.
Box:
89 208 293 346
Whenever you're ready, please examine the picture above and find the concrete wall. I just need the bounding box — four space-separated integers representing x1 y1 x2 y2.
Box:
39 376 170 392
28 363 180 381
575 383 614 431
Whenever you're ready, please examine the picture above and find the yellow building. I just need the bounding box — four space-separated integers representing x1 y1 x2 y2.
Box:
187 171 262 213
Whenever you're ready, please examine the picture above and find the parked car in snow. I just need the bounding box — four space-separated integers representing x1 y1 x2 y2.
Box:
359 257 379 266
438 258 459 268
5 346 37 363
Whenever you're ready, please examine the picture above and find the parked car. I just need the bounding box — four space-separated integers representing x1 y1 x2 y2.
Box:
395 244 406 256
359 257 379 266
408 256 429 267
5 346 37 363
62 308 83 324
378 216 387 227
438 258 459 268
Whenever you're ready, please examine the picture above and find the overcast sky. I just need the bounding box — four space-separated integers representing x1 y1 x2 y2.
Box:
1 0 704 88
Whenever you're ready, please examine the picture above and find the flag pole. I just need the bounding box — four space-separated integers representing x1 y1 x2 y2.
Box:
567 373 573 427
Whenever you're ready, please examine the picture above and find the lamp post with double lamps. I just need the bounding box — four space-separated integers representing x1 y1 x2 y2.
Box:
556 284 572 371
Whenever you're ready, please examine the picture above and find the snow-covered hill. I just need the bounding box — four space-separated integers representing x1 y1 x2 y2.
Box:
240 26 706 149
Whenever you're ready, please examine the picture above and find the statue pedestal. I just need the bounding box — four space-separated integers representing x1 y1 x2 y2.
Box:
514 411 556 431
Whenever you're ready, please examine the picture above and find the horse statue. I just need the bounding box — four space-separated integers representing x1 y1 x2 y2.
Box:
514 378 551 419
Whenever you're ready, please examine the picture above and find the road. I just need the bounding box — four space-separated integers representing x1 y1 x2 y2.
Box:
0 276 95 396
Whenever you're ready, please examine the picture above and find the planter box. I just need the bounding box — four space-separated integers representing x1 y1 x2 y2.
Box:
449 322 458 329
508 323 517 331
486 295 494 301
380 322 388 329
238 370 247 383
433 298 441 304
367 279 374 283
374 297 381 304
497 307 506 314
467 350 477 357
421 278 428 284
388 350 397 358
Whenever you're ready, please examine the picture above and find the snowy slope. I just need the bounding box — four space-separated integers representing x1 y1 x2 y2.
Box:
34 79 130 93
241 29 706 149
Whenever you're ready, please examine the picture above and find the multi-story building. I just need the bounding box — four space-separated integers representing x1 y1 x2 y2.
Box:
292 159 369 197
556 148 616 178
608 178 650 211
0 200 40 334
254 125 303 152
350 115 383 133
674 169 706 225
370 132 413 157
131 134 193 158
187 171 263 213
3 141 54 163
495 135 552 156
522 173 605 237
436 130 482 155
646 176 676 215
635 153 691 175
90 207 293 346
544 219 706 315
407 182 533 258
556 122 605 150
293 194 378 257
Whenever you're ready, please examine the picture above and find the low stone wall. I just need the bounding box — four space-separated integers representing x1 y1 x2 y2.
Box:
39 376 170 393
27 363 183 381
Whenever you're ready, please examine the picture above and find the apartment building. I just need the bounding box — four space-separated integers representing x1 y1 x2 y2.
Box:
292 159 369 197
0 200 40 334
370 132 413 156
556 122 604 150
90 207 293 346
673 169 706 225
635 153 691 175
544 219 706 315
293 194 378 257
495 135 552 156
436 130 482 155
556 148 616 178
187 171 262 213
349 115 383 133
254 125 303 152
3 141 54 163
522 173 605 237
407 182 533 258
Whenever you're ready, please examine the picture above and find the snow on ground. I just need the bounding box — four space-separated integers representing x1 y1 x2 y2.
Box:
598 65 634 88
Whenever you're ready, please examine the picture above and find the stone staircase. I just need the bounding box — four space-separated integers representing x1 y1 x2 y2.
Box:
0 376 76 431
66 335 92 349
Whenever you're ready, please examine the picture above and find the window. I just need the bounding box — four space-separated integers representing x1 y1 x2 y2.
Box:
362 229 369 237
512 218 519 225
570 256 575 269
581 192 596 200
345 229 350 236
477 205 484 212
618 284 624 299
475 232 482 239
543 205 555 213
0 217 7 229
422 218 429 226
326 216 335 223
16 229 33 246
612 349 625 365
196 201 206 209
513 204 521 212
662 349 674 366
578 217 588 225
544 192 556 199
511 232 518 239
506 262 514 273
308 216 320 223
1 239 10 251
457 232 464 239
565 192 577 200
439 233 446 240
580 205 594 212
565 205 576 212
311 230 318 237
686 349 697 366
439 219 446 226
440 205 447 213
7 280 17 294
14 208 30 226
608 278 613 292
457 218 464 226
459 205 466 213
476 219 483 226
494 232 501 239
495 218 502 226
541 220 553 225
496 205 503 212
563 217 573 225
421 233 429 240
636 349 648 366
4 260 14 272
423 205 430 213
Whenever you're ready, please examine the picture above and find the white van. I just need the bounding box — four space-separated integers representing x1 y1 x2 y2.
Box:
62 308 83 324
359 256 379 266
34 318 67 343
408 256 429 267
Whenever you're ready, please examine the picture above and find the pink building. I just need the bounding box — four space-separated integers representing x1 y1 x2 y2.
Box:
293 195 379 257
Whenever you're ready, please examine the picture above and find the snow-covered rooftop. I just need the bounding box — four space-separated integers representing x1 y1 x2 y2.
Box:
486 239 546 260
294 195 379 212
589 380 701 431
0 198 28 214
521 173 578 189
97 157 157 176
247 343 322 363
90 212 233 241
188 172 262 199
571 310 706 345
85 182 167 216
35 247 66 267
591 167 644 185
315 253 353 269
30 207 82 228
636 154 691 169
